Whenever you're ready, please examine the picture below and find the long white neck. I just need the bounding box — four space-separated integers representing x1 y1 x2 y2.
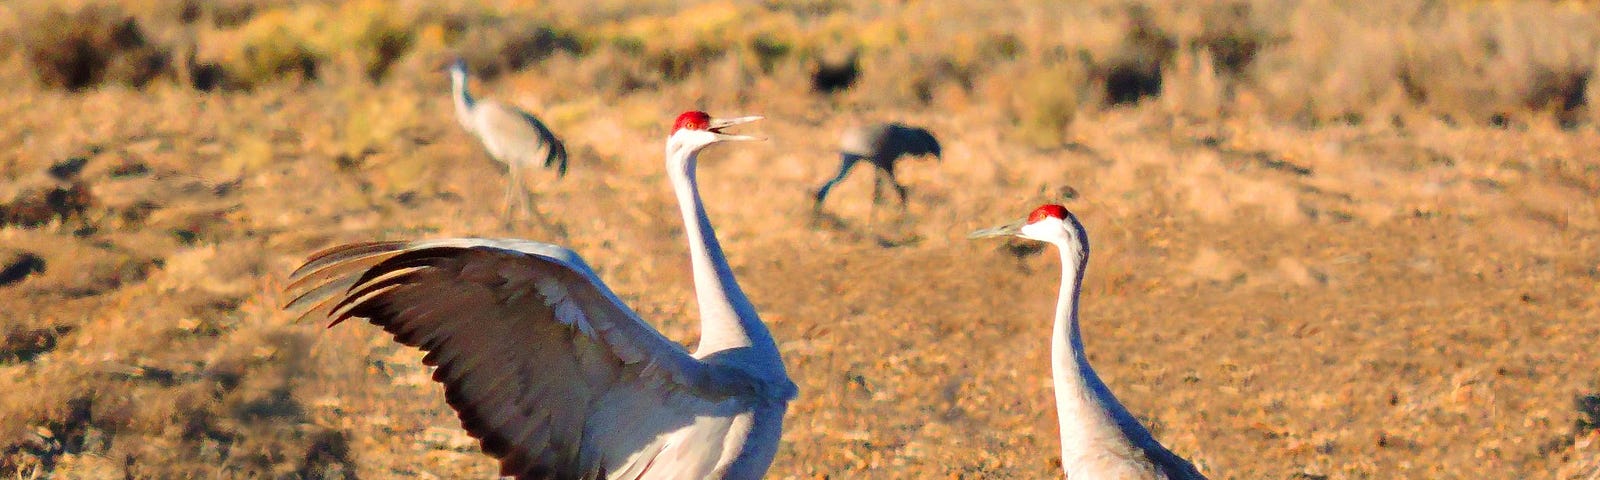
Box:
1050 239 1157 470
450 70 475 132
667 148 781 364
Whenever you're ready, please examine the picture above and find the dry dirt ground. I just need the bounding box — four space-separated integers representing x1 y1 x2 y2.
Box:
3 1 1600 479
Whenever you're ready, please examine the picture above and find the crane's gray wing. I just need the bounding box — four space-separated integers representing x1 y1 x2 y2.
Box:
284 239 740 479
515 110 569 176
882 124 940 159
1089 377 1206 479
478 102 569 177
899 125 941 159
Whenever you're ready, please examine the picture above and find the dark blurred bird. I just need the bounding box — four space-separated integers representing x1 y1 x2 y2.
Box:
811 122 941 218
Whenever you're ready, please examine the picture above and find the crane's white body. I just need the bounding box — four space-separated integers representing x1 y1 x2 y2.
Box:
285 114 793 479
973 208 1206 479
449 61 568 217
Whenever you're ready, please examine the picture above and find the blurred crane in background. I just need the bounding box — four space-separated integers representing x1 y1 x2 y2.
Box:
971 204 1208 480
285 111 795 479
449 59 568 221
811 122 940 223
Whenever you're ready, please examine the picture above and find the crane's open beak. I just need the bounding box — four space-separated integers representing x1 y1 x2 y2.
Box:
968 218 1025 239
709 115 764 141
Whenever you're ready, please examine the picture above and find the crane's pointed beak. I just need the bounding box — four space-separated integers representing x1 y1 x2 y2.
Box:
709 115 764 141
968 218 1026 239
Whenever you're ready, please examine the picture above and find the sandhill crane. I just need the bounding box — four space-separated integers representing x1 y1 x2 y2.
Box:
449 59 569 219
285 112 796 479
811 123 941 217
970 204 1207 479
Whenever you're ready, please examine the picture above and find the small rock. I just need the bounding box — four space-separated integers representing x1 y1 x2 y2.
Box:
48 156 90 180
109 161 150 178
0 252 47 287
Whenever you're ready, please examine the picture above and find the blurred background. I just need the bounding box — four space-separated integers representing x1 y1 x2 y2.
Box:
1 0 1597 478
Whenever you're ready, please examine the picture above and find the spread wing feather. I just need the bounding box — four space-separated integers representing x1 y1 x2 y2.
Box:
285 238 734 479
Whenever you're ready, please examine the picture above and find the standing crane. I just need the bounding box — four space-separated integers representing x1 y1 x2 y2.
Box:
811 122 941 219
970 204 1207 479
284 112 796 479
449 59 569 219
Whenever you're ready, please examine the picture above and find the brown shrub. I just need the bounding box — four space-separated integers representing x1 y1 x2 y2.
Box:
453 18 586 81
810 48 859 94
0 183 95 229
1097 4 1175 106
22 7 172 91
750 33 795 74
1194 2 1265 79
207 0 261 28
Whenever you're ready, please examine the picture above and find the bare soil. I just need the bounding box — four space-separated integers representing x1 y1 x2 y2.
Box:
2 1 1598 479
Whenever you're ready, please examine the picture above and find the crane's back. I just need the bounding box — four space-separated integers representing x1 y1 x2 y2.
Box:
839 123 940 161
839 123 893 158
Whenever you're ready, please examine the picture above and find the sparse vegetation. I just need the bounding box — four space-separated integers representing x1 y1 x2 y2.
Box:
1 1 1599 478
9 1 1593 133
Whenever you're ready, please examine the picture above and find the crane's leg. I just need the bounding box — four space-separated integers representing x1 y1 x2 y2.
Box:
515 176 534 218
868 170 888 230
813 154 860 212
891 178 911 231
869 157 908 211
502 164 520 220
869 162 910 231
502 162 537 228
885 170 910 212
